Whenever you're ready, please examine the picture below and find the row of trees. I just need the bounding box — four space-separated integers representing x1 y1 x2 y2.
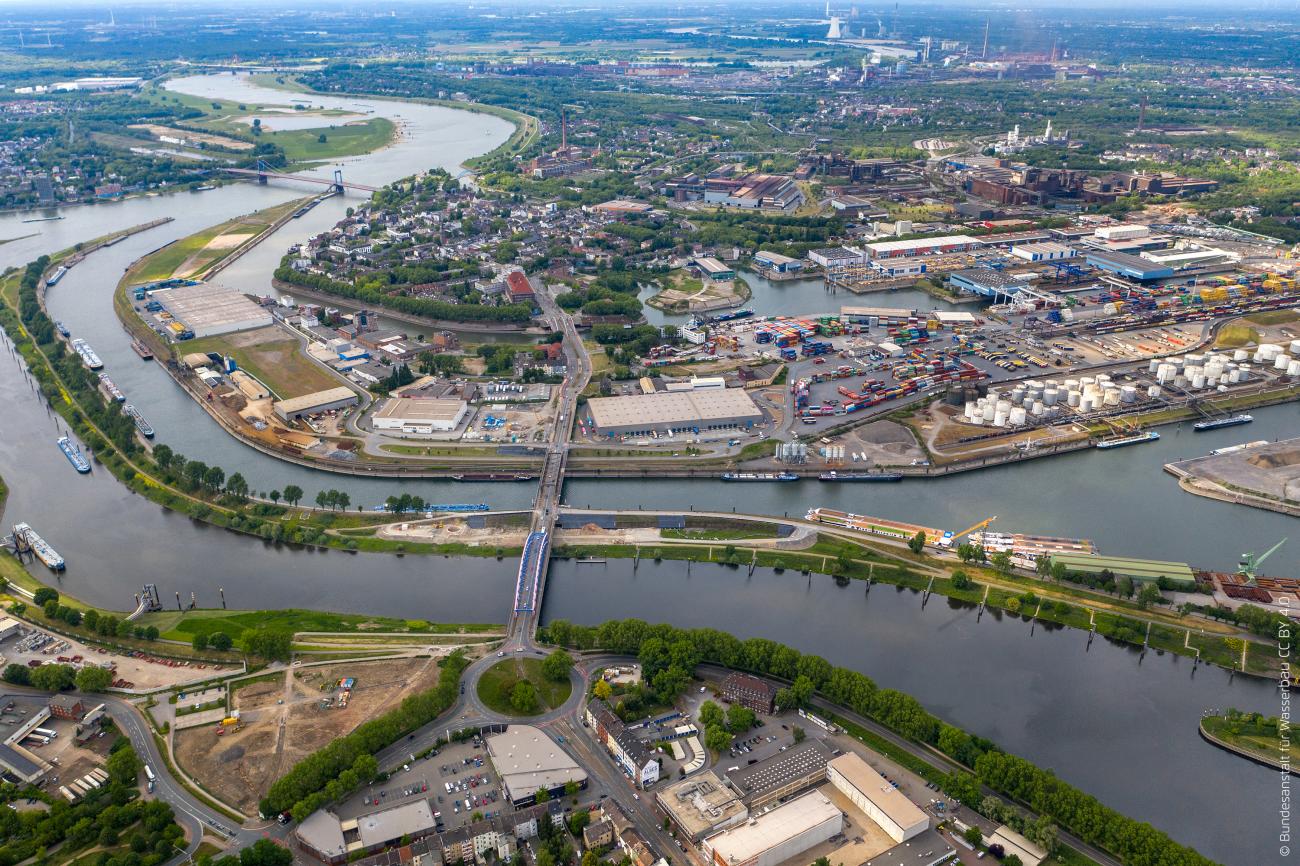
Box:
2 661 112 692
261 651 469 820
540 619 1217 866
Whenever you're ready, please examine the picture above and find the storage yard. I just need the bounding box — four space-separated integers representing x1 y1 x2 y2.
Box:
174 656 447 814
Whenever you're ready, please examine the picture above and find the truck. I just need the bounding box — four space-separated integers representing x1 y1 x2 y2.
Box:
144 765 156 792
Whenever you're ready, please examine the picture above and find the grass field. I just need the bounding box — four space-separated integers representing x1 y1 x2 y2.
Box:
1246 309 1300 326
476 657 571 716
270 118 395 163
138 608 499 642
1215 323 1259 348
130 200 304 283
185 327 342 398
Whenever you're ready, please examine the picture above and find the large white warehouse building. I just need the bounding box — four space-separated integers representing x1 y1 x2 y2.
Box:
702 790 841 866
827 753 928 843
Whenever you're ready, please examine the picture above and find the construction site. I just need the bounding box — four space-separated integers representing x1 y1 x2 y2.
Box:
173 656 449 816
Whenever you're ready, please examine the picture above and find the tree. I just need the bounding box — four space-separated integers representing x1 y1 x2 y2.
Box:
704 724 732 754
243 630 293 662
956 543 976 563
699 700 724 729
31 663 75 691
153 444 173 469
75 665 114 692
336 491 351 511
534 786 550 803
282 484 304 507
951 570 973 590
209 631 233 651
1137 584 1165 609
226 472 250 502
269 489 281 504
192 634 209 651
908 531 927 555
32 586 59 607
963 825 983 847
541 649 573 682
510 681 539 714
239 839 293 866
315 490 329 510
593 678 613 701
318 133 327 144
989 551 1013 574
2 663 31 685
204 465 226 492
726 704 756 734
791 725 806 743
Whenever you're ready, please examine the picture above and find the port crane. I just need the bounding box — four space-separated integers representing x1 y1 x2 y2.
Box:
1239 538 1287 585
952 516 997 541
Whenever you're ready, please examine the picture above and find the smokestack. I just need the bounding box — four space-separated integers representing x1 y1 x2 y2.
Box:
560 109 566 150
981 20 989 59
1137 95 1148 131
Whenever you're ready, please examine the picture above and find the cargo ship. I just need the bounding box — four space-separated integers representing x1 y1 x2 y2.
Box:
55 321 70 338
721 472 799 482
818 471 903 482
45 266 68 286
1095 430 1159 450
130 338 154 360
97 373 125 403
71 338 103 370
12 523 65 571
712 308 754 323
57 436 91 473
1193 414 1253 432
123 404 154 438
451 473 536 482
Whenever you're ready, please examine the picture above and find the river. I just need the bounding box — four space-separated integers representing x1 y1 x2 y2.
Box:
0 74 1288 866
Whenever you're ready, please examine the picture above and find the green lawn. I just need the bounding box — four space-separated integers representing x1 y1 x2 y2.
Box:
476 658 571 716
271 118 395 163
184 328 342 399
138 608 498 642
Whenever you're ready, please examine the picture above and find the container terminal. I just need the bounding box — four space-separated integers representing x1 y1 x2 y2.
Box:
56 436 91 474
9 523 65 571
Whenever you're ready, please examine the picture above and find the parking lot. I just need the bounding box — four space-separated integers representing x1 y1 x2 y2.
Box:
0 624 234 690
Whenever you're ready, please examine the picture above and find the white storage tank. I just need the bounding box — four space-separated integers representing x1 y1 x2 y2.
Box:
1290 339 1300 356
1067 390 1081 407
1009 407 1027 426
1289 360 1300 377
1148 359 1160 373
1079 395 1094 413
1120 385 1137 403
993 409 1009 427
1191 374 1206 389
1147 385 1162 398
1104 389 1121 406
982 402 996 422
1234 349 1249 362
1043 388 1059 406
1031 401 1046 415
1275 353 1292 371
1229 369 1244 384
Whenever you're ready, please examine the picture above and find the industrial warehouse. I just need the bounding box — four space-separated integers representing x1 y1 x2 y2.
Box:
584 389 765 437
486 725 588 807
272 387 360 422
371 397 469 434
701 790 842 866
149 281 274 338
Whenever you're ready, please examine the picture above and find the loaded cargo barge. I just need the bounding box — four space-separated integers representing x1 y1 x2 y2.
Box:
130 338 154 360
722 472 799 482
97 373 125 403
11 523 65 571
123 404 154 438
451 473 536 482
818 471 903 482
806 507 953 547
1194 414 1253 432
1096 431 1159 450
57 436 91 473
71 338 103 370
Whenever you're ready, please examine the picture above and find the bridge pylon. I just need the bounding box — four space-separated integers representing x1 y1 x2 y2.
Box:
332 168 345 194
256 159 270 185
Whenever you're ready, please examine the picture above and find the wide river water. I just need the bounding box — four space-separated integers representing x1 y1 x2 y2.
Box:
0 74 1288 865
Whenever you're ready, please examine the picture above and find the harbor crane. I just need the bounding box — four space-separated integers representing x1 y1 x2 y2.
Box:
1239 538 1286 585
953 516 997 541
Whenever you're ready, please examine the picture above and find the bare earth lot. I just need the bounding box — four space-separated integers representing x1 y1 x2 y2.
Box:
174 656 442 814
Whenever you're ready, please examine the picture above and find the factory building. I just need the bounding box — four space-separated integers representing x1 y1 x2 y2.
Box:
752 251 803 275
948 267 1030 300
656 771 749 843
487 725 588 807
371 397 468 434
827 753 928 843
585 389 763 437
151 281 274 338
1010 242 1077 262
702 791 841 866
693 258 736 282
1048 554 1196 589
1084 250 1174 282
701 173 804 211
865 235 979 259
273 387 360 422
808 247 867 270
0 696 53 783
725 739 837 809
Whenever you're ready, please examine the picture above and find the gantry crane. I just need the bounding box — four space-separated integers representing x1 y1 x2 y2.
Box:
953 516 997 541
1239 538 1287 585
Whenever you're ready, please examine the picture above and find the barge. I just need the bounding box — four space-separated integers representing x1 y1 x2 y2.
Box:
71 338 103 370
55 321 70 338
11 523 65 571
98 373 125 402
130 338 154 360
1095 431 1159 450
722 472 800 482
46 266 68 286
57 436 91 473
1193 414 1253 432
818 471 903 482
451 473 537 482
123 404 154 438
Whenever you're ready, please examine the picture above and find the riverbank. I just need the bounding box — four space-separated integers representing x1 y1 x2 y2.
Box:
1199 713 1297 775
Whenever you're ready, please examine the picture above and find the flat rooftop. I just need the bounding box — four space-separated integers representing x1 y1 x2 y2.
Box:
273 386 358 415
354 800 435 849
828 753 928 831
487 725 588 799
657 771 748 838
586 389 762 430
726 738 836 803
153 281 273 333
705 791 840 865
1049 553 1195 582
374 397 467 423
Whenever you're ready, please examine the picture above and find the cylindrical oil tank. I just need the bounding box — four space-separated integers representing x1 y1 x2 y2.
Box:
1147 385 1162 398
1067 390 1081 407
1234 349 1249 362
1043 388 1059 406
1120 385 1137 403
993 409 1009 427
1009 407 1027 426
1275 353 1292 371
